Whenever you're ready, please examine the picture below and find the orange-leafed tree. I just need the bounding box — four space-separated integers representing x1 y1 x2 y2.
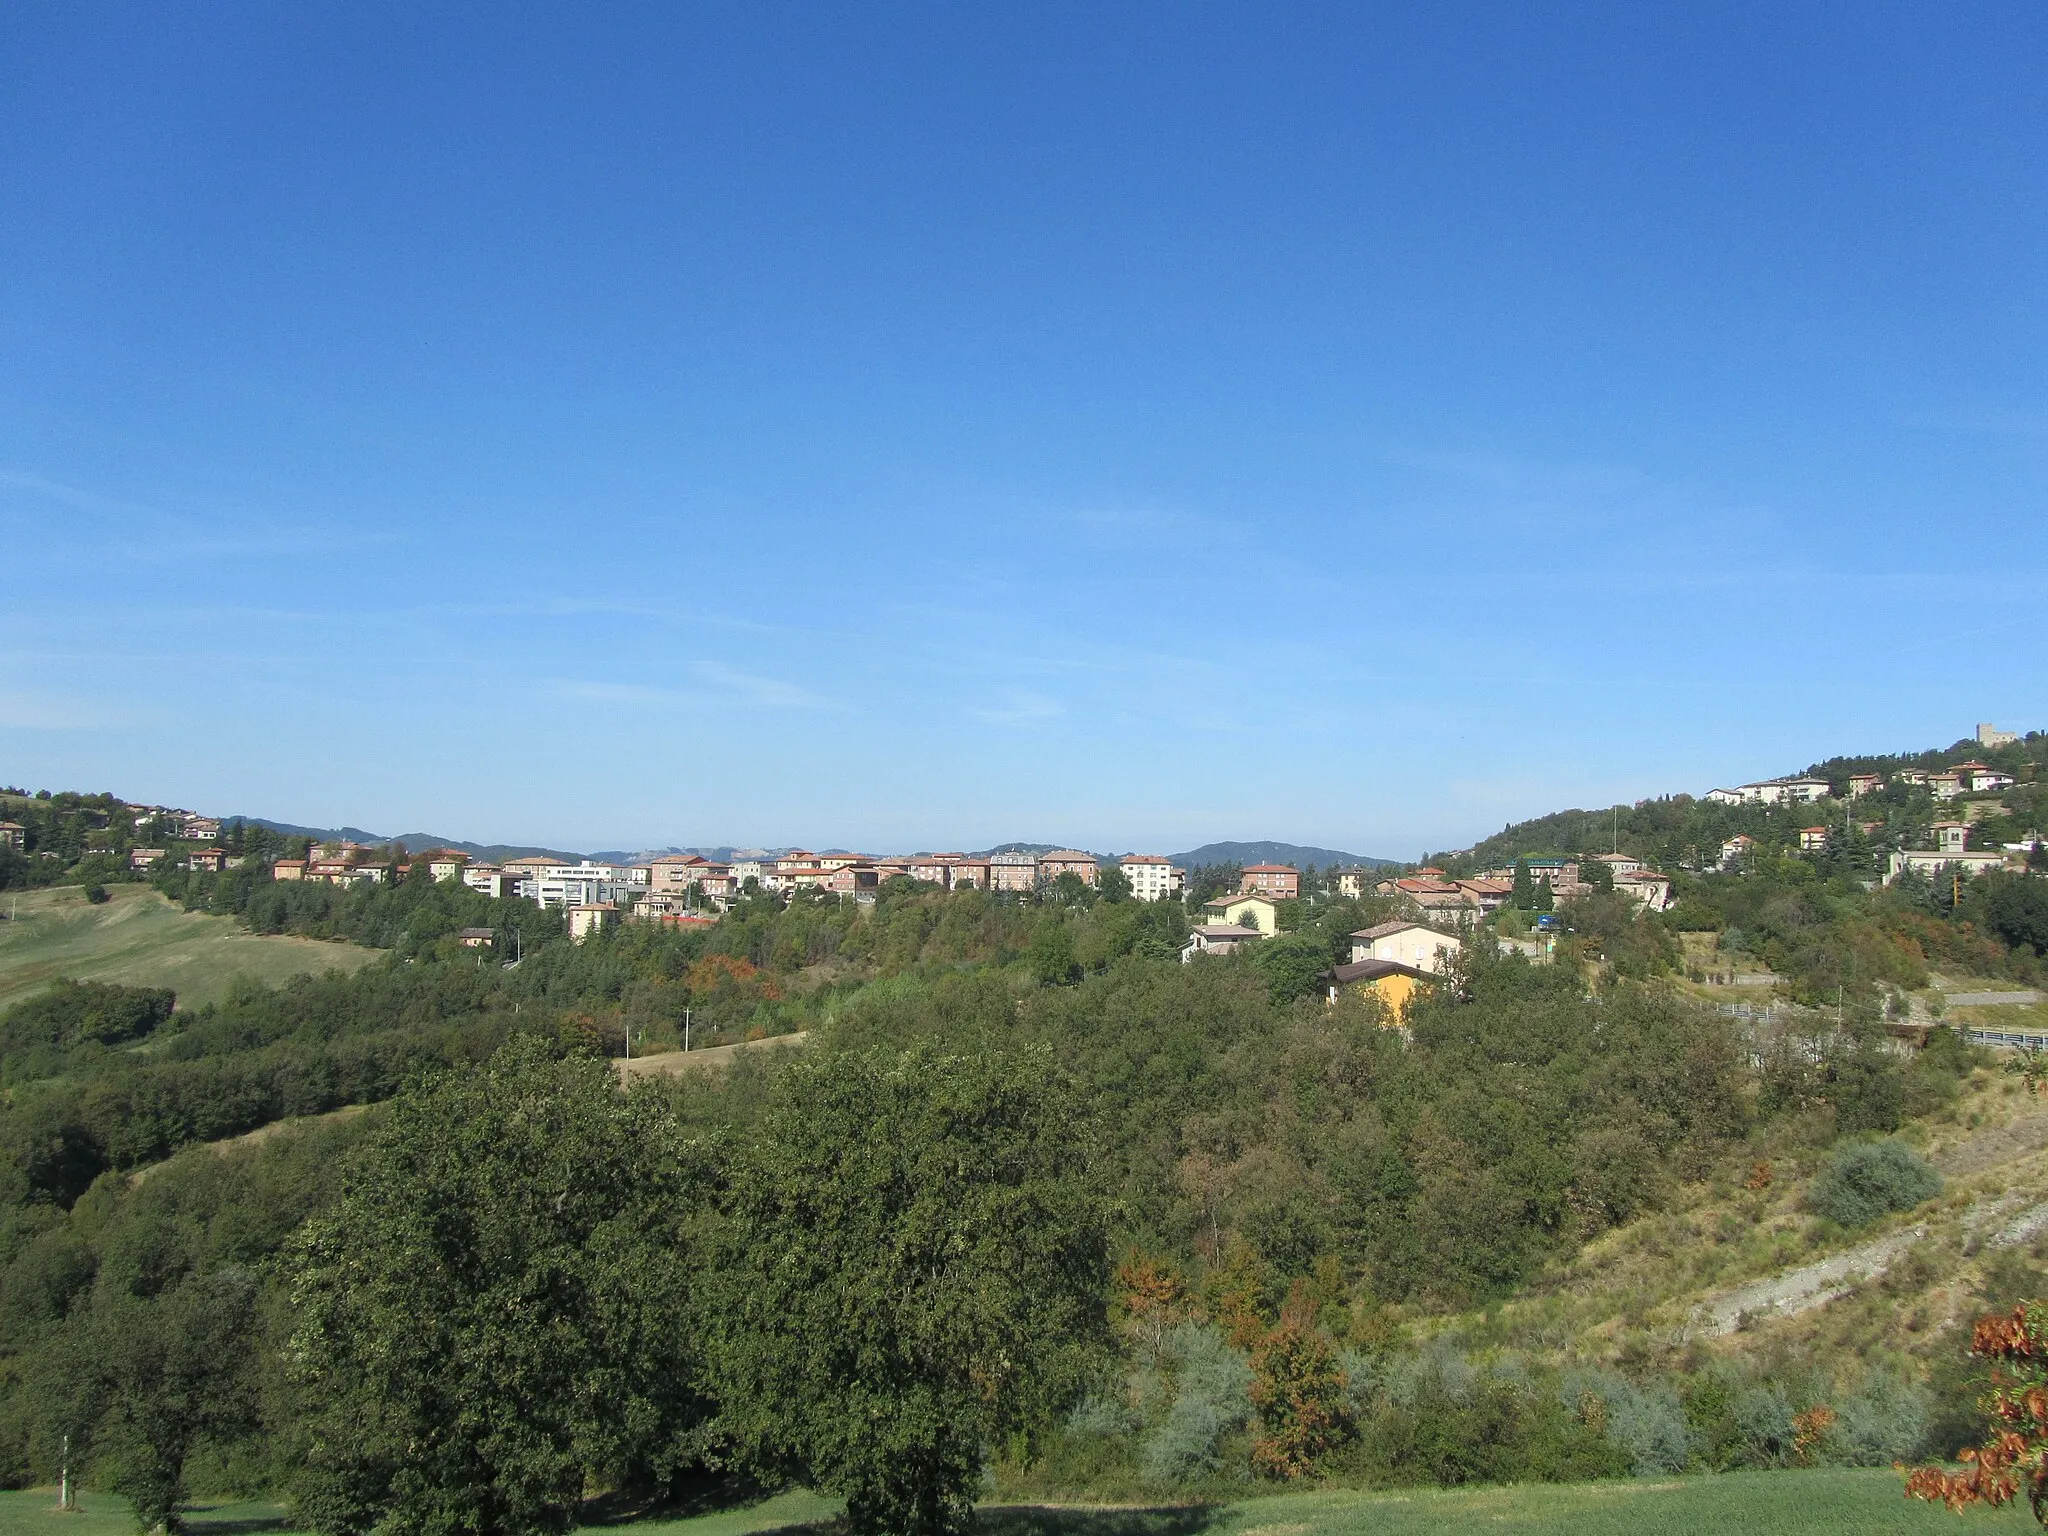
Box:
1114 1253 1187 1352
1248 1283 1352 1479
1906 1303 2048 1524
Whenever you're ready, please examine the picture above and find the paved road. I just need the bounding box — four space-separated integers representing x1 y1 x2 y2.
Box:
1949 990 2044 1007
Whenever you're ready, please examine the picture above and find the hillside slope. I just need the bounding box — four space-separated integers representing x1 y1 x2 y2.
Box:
0 884 378 1011
1458 1062 2048 1383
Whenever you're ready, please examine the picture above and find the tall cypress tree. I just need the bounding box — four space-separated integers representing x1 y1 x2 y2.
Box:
1511 858 1534 910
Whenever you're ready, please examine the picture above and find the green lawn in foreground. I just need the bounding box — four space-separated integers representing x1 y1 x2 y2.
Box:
0 884 376 1012
0 1471 2036 1536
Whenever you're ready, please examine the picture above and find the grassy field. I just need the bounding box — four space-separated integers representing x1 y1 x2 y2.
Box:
0 1471 2033 1536
0 884 377 1012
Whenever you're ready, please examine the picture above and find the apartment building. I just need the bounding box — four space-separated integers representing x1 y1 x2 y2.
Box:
528 860 647 909
1117 854 1184 901
646 854 712 893
461 864 521 899
1039 850 1100 885
989 851 1039 893
1239 863 1299 898
1705 777 1832 806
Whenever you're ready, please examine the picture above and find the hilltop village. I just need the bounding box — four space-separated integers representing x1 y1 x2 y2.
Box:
7 723 2043 1032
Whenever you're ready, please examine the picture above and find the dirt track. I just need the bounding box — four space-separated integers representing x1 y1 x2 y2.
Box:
615 1031 810 1080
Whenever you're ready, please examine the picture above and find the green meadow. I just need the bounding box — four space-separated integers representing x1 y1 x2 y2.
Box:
0 1471 2033 1536
0 884 377 1012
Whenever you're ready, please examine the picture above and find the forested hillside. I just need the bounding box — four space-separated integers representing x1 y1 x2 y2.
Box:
5 739 2048 1529
1435 730 2048 877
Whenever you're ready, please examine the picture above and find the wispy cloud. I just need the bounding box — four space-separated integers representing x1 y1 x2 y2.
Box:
0 468 160 516
976 691 1064 727
548 664 824 712
550 680 683 706
0 688 138 730
690 661 821 708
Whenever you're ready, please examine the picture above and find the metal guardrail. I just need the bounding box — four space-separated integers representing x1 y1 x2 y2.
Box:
1966 1028 2048 1050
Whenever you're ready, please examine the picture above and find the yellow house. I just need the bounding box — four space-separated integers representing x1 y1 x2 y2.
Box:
1324 958 1433 1022
1200 891 1281 936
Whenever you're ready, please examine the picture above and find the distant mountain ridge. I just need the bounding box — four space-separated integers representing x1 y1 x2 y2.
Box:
229 819 1397 873
229 818 582 866
1168 840 1397 870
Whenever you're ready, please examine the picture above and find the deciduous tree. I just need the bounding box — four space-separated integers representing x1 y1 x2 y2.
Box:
287 1036 711 1536
710 1044 1110 1536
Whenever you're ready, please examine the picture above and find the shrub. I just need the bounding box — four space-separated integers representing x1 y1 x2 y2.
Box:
1732 1382 1796 1466
1833 1369 1931 1465
1809 1140 1942 1228
1138 1323 1251 1482
1249 1319 1352 1478
84 885 109 905
1561 1370 1692 1475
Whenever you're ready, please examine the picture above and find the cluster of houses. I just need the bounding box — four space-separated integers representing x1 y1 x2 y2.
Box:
255 842 1204 940
1708 742 2039 885
0 801 224 867
1707 752 2016 811
1370 854 1672 921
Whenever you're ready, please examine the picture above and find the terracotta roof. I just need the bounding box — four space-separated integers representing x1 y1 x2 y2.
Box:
1191 924 1260 938
1241 863 1298 873
1119 854 1173 864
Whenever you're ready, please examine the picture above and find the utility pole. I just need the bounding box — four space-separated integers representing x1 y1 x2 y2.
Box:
684 1007 692 1053
57 1433 72 1512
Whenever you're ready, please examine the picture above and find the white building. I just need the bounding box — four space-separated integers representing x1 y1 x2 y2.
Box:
1332 866 1378 898
530 860 648 910
1349 921 1463 975
566 903 616 942
1957 762 2016 793
461 864 520 899
1707 777 1833 807
1117 854 1184 901
1885 850 2008 885
1615 869 1674 911
1180 924 1258 963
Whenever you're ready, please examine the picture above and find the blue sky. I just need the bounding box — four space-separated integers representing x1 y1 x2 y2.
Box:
2 4 2044 857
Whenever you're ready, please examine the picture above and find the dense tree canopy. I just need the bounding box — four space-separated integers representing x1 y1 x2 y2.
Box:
288 1037 713 1536
710 1045 1111 1536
